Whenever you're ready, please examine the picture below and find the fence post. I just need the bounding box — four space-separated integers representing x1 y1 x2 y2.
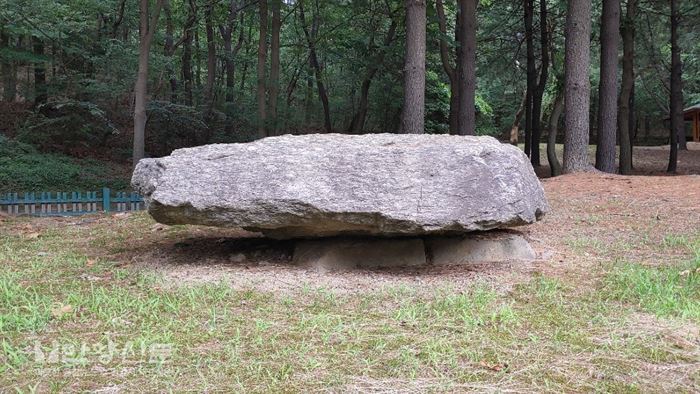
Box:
102 187 110 213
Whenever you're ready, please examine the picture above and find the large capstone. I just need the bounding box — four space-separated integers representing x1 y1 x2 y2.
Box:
132 134 548 238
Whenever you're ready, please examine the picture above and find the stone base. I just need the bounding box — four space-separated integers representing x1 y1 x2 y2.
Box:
293 238 426 271
425 233 536 266
292 231 536 271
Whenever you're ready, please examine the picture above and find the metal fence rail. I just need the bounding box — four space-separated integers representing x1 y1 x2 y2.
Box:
0 188 144 216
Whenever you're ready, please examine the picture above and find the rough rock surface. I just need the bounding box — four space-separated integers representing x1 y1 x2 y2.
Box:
132 134 548 238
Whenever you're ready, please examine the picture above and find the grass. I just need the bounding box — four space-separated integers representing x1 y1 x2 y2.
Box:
603 255 700 321
1 215 699 392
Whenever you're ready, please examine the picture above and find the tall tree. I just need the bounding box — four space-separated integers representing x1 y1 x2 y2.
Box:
667 0 683 172
457 0 477 136
1 30 16 102
220 0 243 105
435 0 458 134
32 37 46 106
163 0 177 102
400 0 426 134
133 0 165 166
523 0 535 157
299 0 332 133
530 0 549 166
204 1 217 115
257 0 269 137
182 0 196 106
594 0 620 173
562 0 592 173
348 17 398 134
268 0 281 135
547 87 564 177
618 0 635 174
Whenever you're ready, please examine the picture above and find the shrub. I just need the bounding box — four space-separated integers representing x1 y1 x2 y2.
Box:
0 135 129 193
16 101 118 156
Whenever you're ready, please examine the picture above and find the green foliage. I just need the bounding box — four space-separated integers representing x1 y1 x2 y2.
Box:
0 135 129 193
16 101 117 155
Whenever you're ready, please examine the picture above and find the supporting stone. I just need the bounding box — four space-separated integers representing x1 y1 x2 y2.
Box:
425 233 536 266
293 238 426 271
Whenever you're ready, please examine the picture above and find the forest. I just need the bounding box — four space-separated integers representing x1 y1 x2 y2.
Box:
2 1 700 392
1 0 699 183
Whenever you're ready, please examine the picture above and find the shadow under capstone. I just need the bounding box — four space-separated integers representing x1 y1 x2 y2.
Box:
162 230 535 272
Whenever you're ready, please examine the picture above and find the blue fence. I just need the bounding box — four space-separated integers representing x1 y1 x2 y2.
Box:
0 188 144 216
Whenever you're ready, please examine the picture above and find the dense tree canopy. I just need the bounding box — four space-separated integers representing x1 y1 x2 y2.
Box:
1 0 699 173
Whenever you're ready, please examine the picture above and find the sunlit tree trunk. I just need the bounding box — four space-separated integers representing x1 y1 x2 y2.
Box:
257 0 269 137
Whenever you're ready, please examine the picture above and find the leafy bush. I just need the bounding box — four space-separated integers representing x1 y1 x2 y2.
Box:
16 101 118 156
145 101 210 157
0 135 129 193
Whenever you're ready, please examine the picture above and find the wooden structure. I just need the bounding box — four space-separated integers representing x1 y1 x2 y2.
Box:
685 104 700 142
0 188 143 216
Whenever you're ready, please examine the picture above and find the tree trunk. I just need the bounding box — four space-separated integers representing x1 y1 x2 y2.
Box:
240 20 253 92
435 0 458 134
268 0 281 135
618 0 635 174
133 0 164 167
257 0 269 137
400 0 426 134
299 0 332 133
348 19 398 134
164 0 177 102
668 0 683 172
562 0 592 173
204 2 216 116
1 30 16 101
220 1 243 106
530 0 548 166
548 88 564 177
182 0 196 106
510 89 527 145
195 27 201 89
457 0 477 136
32 37 47 107
523 0 535 156
594 0 620 173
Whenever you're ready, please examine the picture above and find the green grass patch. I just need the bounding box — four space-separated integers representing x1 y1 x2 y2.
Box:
602 257 700 321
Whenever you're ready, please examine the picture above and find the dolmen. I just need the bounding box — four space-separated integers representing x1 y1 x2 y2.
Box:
132 134 548 270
